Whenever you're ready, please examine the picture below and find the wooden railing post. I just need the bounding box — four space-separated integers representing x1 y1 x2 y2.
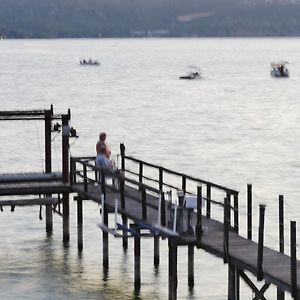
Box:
290 221 297 299
139 161 143 189
142 186 147 221
83 164 88 192
277 196 285 300
234 192 239 234
119 175 128 250
182 175 186 194
160 192 166 227
159 167 163 191
223 195 230 263
257 204 265 281
247 184 252 240
206 183 211 219
227 192 231 228
279 195 284 253
120 143 125 171
196 186 203 247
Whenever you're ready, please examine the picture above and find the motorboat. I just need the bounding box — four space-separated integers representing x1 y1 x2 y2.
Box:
179 66 201 80
271 61 289 77
80 59 100 66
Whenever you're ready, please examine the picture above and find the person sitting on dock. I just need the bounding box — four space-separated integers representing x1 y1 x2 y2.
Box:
96 144 113 169
96 132 111 159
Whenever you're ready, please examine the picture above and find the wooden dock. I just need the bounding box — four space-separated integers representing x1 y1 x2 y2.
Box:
0 106 299 300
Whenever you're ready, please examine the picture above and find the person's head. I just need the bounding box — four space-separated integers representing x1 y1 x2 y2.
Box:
99 132 106 141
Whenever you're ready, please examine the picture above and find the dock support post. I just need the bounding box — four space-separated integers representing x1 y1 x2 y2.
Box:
62 113 70 243
228 263 236 300
257 204 265 281
277 195 285 300
188 244 194 288
62 192 70 243
134 225 141 291
119 176 128 250
120 144 128 251
233 192 240 300
45 109 53 234
290 221 297 299
247 184 252 240
77 196 83 251
101 171 109 269
154 236 160 267
168 238 178 300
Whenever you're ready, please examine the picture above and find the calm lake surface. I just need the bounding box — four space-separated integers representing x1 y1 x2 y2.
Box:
0 38 300 299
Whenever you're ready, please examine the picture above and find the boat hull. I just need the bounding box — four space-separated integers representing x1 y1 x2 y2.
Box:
271 69 289 77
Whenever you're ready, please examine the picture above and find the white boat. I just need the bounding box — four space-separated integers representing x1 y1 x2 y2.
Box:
80 59 100 66
271 61 289 77
179 66 201 80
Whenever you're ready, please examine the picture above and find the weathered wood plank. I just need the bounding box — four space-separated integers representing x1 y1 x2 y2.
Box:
0 197 58 206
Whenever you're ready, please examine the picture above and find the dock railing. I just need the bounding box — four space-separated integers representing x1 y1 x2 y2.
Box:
120 143 239 233
70 144 239 241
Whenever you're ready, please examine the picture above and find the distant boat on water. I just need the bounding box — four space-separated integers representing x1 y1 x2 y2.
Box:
80 59 100 66
179 66 201 80
271 61 289 78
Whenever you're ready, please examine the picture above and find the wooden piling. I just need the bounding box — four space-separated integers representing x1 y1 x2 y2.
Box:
45 109 53 233
290 221 297 299
62 114 70 242
247 184 252 240
233 192 240 299
160 192 166 227
62 192 70 243
168 238 178 300
119 176 128 250
101 171 109 269
228 264 236 300
134 225 141 291
77 196 83 251
257 204 265 281
154 236 160 267
188 244 194 288
277 195 285 300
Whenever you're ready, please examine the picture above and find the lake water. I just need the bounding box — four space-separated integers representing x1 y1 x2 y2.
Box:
0 38 300 299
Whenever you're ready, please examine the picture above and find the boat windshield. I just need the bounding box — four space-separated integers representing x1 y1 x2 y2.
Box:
271 61 288 69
